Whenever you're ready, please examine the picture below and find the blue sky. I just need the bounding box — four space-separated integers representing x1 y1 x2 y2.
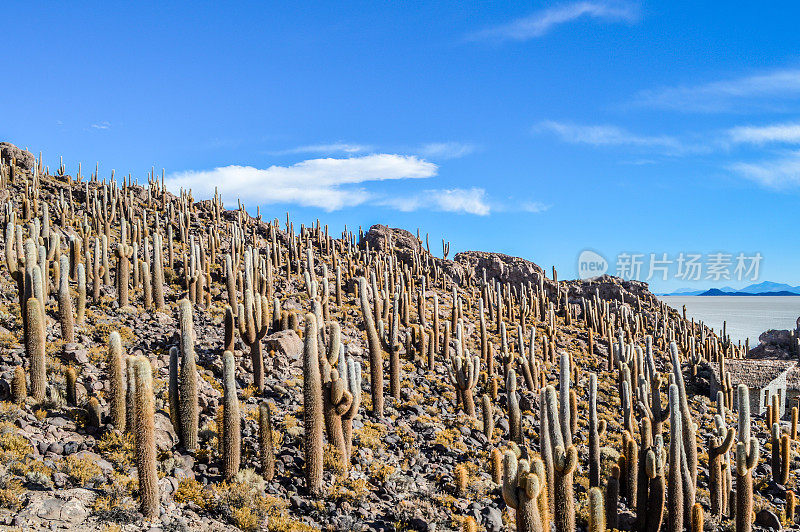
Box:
3 1 800 291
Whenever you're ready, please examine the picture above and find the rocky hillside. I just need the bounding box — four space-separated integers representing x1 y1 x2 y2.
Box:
0 142 794 532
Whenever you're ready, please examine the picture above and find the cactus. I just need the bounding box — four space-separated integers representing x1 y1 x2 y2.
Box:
708 415 735 516
12 365 26 404
76 263 86 323
341 353 362 462
544 360 577 532
454 463 468 496
178 299 198 451
168 346 180 436
447 348 480 417
668 383 683 532
787 490 796 525
303 312 324 495
222 350 240 479
670 342 697 486
588 486 606 532
490 448 502 484
690 502 703 532
65 366 77 406
26 297 46 400
132 356 159 519
108 332 126 431
507 369 521 443
87 396 103 427
323 365 353 471
259 402 275 481
644 435 666 532
115 243 133 308
780 433 790 485
482 394 494 442
358 277 384 418
502 450 544 532
589 372 601 487
224 305 235 354
735 384 759 532
606 464 620 530
57 255 74 342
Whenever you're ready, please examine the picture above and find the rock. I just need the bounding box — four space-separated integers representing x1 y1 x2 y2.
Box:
361 224 422 255
154 411 178 451
265 330 303 362
482 506 503 532
62 343 89 364
756 509 782 530
0 142 35 170
17 488 94 526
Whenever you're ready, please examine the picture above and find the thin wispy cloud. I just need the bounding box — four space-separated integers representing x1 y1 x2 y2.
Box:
91 121 110 130
520 201 551 213
729 151 800 189
728 122 800 145
270 143 372 156
469 1 639 42
536 120 683 150
379 187 491 216
634 67 800 112
418 142 477 160
165 154 436 211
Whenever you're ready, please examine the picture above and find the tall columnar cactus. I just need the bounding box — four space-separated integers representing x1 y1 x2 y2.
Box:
303 312 324 495
132 356 159 519
323 365 353 470
502 450 544 532
259 402 275 481
58 255 75 343
76 263 86 324
152 232 165 311
780 433 790 485
358 277 384 418
224 305 235 354
589 372 602 488
544 361 577 532
447 348 480 417
65 366 77 406
482 395 494 442
667 383 684 532
108 332 126 431
589 486 606 532
735 384 759 532
222 350 240 480
26 297 46 401
115 242 133 308
708 415 735 516
606 464 620 530
670 342 697 486
643 435 666 532
237 275 270 392
341 353 362 462
12 365 26 404
168 346 180 436
507 369 521 443
178 299 199 451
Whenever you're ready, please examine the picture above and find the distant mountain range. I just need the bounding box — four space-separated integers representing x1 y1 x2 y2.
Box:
661 281 800 296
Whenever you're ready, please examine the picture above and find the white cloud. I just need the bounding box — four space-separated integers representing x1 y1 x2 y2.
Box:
536 120 682 149
379 188 491 215
469 1 638 42
165 154 437 211
91 121 110 130
728 122 800 145
418 142 477 160
271 143 372 155
521 201 551 213
634 67 800 112
729 152 800 189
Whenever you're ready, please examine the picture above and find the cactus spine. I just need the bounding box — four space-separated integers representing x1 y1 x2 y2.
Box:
668 383 683 532
544 355 577 532
12 365 26 404
589 486 606 532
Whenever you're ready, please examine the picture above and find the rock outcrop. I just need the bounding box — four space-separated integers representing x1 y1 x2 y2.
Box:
0 142 35 170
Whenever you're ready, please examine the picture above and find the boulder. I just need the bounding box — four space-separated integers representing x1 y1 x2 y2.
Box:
756 508 782 530
17 488 94 527
0 142 35 171
154 411 178 451
454 250 545 285
265 329 303 362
